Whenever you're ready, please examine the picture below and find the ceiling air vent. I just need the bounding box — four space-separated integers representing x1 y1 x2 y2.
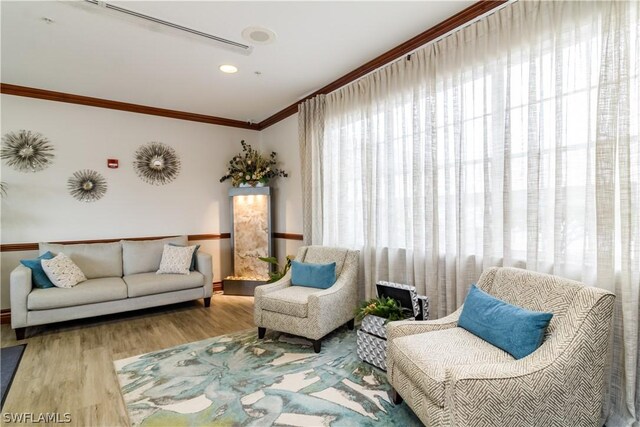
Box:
83 0 253 55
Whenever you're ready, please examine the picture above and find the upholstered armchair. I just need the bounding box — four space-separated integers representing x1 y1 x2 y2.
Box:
387 267 615 427
254 245 359 352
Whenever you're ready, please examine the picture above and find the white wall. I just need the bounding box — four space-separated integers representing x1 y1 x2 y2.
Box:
259 113 304 261
1 95 259 242
259 113 302 235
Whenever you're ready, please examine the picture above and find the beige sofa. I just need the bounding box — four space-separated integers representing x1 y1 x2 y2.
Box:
386 267 615 427
10 236 213 340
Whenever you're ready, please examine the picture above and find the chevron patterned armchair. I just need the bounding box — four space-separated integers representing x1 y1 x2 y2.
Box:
254 246 359 353
387 267 615 427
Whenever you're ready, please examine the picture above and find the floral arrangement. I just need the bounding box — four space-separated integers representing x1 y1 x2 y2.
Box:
355 297 411 322
220 140 288 187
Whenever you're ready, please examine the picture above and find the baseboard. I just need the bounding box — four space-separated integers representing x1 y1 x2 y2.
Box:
1 309 10 325
0 281 225 325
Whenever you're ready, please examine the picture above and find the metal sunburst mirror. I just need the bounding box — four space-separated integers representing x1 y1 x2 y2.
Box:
68 170 107 202
133 142 181 185
1 130 55 172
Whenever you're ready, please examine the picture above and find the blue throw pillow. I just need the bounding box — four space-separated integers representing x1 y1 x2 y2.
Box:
169 243 200 271
20 251 55 289
291 260 336 289
458 284 553 359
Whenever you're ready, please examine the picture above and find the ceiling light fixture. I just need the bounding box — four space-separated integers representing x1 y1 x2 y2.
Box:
241 26 276 45
219 65 238 74
82 0 252 55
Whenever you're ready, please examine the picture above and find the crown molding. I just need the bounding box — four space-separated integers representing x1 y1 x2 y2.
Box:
0 83 260 131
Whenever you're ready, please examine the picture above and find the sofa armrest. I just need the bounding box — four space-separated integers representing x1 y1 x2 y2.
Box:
195 251 213 297
10 265 32 328
387 308 462 342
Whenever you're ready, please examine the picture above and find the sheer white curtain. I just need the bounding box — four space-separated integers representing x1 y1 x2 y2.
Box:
300 1 639 424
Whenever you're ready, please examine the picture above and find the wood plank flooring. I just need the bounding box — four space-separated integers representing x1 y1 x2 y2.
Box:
0 294 255 427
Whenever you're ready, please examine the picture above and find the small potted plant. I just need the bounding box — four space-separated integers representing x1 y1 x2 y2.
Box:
355 297 409 322
220 140 288 187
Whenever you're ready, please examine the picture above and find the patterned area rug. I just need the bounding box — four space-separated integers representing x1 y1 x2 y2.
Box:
114 328 421 426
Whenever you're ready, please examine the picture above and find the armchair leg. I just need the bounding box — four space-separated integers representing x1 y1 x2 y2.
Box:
258 327 266 339
347 318 355 330
391 388 403 405
15 327 25 340
312 340 321 353
203 297 211 308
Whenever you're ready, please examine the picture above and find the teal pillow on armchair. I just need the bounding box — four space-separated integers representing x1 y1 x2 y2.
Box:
291 260 336 289
458 285 553 359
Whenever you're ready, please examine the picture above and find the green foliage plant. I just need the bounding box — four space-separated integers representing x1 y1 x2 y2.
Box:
258 255 294 283
355 296 411 321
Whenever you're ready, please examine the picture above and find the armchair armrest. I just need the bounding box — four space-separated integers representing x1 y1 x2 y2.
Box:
307 271 353 310
387 307 462 342
10 265 32 328
307 252 359 331
254 272 292 298
195 251 213 297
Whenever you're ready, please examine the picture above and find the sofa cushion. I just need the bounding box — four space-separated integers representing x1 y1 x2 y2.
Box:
260 286 322 318
27 277 127 310
124 271 204 298
390 327 514 407
39 241 123 279
122 236 188 276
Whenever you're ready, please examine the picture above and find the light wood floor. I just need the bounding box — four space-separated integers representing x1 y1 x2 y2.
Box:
0 294 255 427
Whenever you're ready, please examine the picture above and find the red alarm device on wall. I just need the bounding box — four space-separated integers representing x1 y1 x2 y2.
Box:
107 159 119 168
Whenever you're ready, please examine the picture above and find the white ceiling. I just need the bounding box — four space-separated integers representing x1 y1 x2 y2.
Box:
1 1 473 123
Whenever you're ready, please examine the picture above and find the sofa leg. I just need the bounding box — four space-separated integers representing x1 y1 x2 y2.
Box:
391 388 403 405
15 327 26 340
312 340 321 353
347 318 355 330
258 327 266 339
203 297 211 308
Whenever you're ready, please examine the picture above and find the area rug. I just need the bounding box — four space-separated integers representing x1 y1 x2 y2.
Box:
1 344 26 409
114 329 420 426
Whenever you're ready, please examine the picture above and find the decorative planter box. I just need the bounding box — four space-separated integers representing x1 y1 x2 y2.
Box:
356 282 430 371
357 315 389 371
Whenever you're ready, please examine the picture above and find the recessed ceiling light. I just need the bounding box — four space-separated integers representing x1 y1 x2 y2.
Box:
242 27 276 45
219 65 238 74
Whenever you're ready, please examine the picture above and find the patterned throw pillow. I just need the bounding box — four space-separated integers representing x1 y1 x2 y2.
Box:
157 244 197 275
41 253 87 288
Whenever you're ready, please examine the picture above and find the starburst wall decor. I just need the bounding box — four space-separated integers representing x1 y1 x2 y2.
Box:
133 142 181 185
1 130 55 172
68 170 107 202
